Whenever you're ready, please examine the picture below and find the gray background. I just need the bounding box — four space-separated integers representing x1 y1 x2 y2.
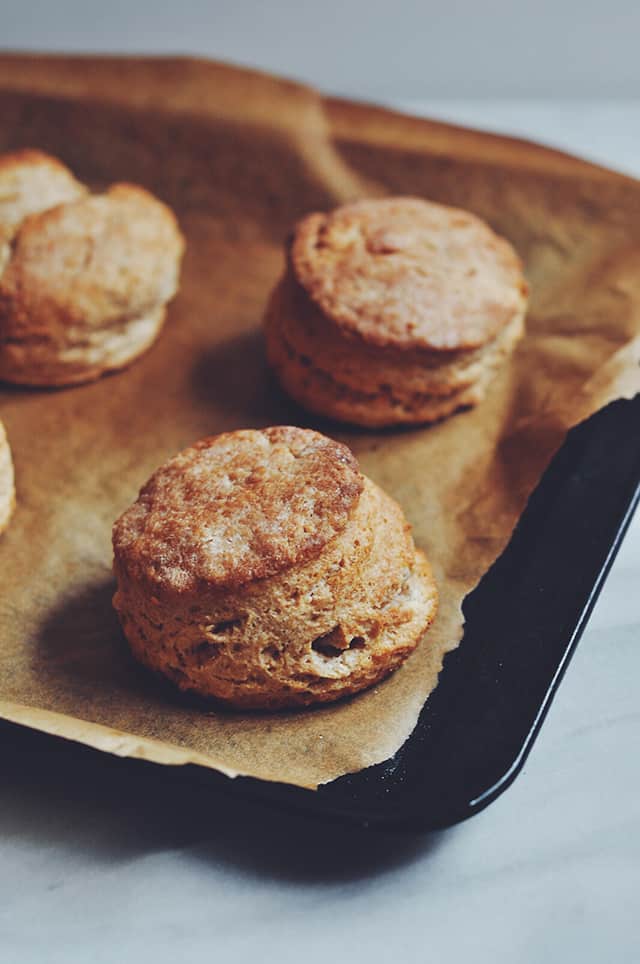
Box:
1 0 640 100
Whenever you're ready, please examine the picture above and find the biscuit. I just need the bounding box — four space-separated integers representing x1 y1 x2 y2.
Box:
265 197 528 427
0 419 15 534
0 151 184 387
0 149 86 246
112 426 438 709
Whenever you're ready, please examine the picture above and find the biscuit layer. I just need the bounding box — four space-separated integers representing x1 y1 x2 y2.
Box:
0 151 184 386
270 270 522 398
265 269 525 426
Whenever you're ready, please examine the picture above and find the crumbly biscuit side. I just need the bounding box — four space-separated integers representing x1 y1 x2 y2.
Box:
120 551 437 710
265 293 524 427
0 420 16 534
114 479 380 691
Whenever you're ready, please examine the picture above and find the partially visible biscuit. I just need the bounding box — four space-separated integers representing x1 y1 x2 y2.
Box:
112 426 438 709
0 419 15 534
265 197 528 427
0 151 184 387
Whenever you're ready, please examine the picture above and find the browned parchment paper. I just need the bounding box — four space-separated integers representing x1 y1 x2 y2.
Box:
0 55 639 789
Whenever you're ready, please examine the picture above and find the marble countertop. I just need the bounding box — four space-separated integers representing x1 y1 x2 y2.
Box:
1 103 639 964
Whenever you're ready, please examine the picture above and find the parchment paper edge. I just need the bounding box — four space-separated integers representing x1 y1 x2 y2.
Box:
0 699 249 781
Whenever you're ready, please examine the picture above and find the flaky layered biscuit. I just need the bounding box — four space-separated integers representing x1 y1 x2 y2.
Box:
0 151 184 386
265 269 525 427
0 419 15 534
112 426 437 709
265 197 528 427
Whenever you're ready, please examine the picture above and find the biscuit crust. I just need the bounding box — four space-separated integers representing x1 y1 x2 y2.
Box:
113 427 438 709
0 151 184 386
0 419 15 534
265 269 525 426
291 197 528 352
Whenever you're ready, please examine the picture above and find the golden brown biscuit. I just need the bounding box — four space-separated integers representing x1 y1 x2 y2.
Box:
112 426 438 709
0 151 184 387
0 419 15 534
265 197 528 427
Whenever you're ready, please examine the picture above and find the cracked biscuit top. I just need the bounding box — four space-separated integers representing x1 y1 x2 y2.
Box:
290 196 528 352
113 426 365 595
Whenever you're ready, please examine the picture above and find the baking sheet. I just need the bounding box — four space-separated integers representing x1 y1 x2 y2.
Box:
0 55 639 789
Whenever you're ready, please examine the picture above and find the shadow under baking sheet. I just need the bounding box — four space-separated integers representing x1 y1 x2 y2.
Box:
0 718 449 879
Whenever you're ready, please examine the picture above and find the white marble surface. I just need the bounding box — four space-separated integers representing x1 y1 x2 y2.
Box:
1 103 639 964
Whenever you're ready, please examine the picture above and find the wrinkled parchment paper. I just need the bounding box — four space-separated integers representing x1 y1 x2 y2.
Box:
0 55 638 789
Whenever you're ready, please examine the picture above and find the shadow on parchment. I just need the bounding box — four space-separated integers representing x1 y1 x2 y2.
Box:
18 580 450 882
190 328 452 452
33 581 180 709
35 578 123 670
191 328 338 435
34 573 406 727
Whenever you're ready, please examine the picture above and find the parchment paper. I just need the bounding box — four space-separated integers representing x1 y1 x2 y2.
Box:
0 55 638 789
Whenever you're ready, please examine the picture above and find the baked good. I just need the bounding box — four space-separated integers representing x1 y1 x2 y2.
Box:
0 419 15 534
0 150 184 386
112 426 437 709
265 197 528 427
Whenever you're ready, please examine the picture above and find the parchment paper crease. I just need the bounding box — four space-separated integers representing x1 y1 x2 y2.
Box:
0 55 638 789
